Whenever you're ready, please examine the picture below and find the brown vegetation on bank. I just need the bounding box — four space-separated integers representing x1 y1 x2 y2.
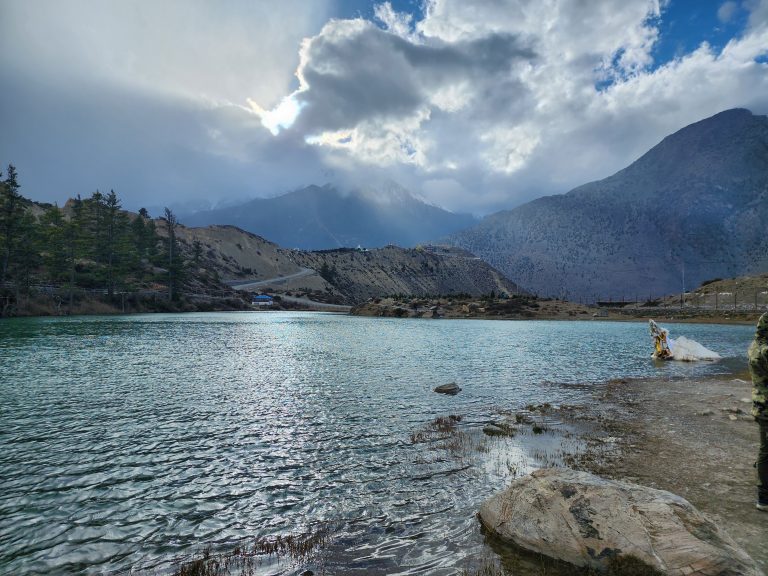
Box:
351 294 594 320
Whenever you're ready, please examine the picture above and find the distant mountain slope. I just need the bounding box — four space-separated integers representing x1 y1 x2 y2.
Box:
290 246 521 303
449 109 768 300
183 181 476 250
169 224 302 281
173 223 520 304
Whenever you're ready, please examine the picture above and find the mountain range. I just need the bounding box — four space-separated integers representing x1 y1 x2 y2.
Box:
183 181 476 250
448 108 768 300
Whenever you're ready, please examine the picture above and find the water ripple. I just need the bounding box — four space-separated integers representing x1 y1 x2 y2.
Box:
0 313 751 574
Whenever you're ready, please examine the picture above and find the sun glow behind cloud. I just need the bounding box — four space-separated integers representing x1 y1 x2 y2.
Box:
248 95 304 135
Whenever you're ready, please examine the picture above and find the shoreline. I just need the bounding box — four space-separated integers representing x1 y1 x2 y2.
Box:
4 307 762 324
555 373 766 572
350 295 764 325
166 370 766 576
4 289 764 324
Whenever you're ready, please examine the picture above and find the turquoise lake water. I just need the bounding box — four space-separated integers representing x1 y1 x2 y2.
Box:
0 313 755 574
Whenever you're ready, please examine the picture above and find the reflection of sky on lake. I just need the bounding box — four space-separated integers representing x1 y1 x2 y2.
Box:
0 313 754 574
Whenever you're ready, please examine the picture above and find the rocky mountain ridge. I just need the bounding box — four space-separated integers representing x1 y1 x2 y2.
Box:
449 108 768 300
163 224 521 305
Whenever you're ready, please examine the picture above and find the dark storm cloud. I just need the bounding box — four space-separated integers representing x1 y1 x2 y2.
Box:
0 0 332 209
293 20 535 133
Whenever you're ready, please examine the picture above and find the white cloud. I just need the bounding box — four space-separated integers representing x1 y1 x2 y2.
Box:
257 0 768 213
745 0 768 29
718 1 739 23
374 2 415 38
0 0 331 108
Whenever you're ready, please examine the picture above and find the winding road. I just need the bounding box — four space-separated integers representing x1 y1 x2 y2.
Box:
225 268 315 291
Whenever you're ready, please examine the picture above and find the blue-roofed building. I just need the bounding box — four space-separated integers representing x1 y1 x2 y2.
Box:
252 294 274 306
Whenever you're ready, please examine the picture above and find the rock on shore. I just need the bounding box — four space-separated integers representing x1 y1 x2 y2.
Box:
479 468 761 576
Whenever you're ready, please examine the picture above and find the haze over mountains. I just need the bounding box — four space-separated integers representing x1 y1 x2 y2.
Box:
184 181 476 250
448 108 768 301
184 108 768 301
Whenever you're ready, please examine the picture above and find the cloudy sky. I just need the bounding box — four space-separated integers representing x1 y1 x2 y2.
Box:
1 0 767 216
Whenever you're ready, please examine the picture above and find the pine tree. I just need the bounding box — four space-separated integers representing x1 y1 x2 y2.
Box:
192 239 203 268
162 207 180 300
103 190 126 297
87 190 105 264
65 196 87 309
41 205 68 283
131 210 159 267
11 212 40 294
0 164 25 285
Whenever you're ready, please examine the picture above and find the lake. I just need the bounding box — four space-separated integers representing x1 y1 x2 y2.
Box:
0 313 754 574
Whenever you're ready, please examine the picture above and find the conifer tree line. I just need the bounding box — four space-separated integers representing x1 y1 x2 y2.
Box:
0 164 183 303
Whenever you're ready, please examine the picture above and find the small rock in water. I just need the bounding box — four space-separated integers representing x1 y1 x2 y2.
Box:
434 382 461 395
740 397 751 403
729 415 738 421
483 421 516 437
698 409 715 416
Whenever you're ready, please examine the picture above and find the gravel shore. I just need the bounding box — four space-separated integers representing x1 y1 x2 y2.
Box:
566 374 766 571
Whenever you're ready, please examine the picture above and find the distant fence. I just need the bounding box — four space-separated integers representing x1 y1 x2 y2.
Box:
677 290 768 311
596 289 768 312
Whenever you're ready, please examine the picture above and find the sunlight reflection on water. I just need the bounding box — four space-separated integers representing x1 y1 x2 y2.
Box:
0 313 753 574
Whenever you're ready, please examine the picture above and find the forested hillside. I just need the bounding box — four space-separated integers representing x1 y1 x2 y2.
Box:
0 165 520 315
0 165 245 316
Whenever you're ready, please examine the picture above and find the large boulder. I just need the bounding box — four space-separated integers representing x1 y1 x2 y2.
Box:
479 468 761 576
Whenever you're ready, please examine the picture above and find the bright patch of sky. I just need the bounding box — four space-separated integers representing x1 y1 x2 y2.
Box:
653 0 750 64
335 0 425 22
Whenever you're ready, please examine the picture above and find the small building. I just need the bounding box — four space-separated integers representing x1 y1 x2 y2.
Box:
252 294 274 306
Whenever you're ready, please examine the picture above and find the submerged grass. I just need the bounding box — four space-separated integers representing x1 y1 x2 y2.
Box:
409 414 463 443
171 524 334 576
409 413 491 464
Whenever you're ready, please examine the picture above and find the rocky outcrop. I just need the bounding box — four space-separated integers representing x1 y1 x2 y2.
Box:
170 225 522 304
479 468 761 576
292 245 521 304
